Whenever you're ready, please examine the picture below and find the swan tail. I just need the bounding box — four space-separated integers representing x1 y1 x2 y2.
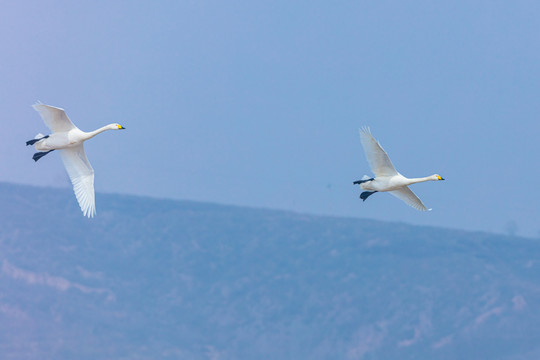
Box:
32 150 54 162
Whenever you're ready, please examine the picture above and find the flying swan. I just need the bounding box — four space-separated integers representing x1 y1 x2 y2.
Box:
354 127 444 211
27 102 125 217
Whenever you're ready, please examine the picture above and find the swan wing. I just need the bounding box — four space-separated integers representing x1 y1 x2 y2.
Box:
32 103 76 133
359 127 398 177
59 145 96 218
389 186 431 211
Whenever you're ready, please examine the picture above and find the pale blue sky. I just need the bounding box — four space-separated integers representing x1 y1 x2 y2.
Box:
1 1 539 236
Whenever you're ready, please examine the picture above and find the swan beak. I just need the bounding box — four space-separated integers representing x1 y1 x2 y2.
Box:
118 125 126 130
437 175 445 180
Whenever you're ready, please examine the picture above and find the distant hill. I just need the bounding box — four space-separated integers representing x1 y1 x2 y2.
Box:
1 182 539 360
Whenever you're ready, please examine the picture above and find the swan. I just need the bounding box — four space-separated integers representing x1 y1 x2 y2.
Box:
353 127 444 211
27 102 125 218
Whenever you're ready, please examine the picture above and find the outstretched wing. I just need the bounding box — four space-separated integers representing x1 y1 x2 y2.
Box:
389 186 431 211
359 127 398 177
59 145 96 218
32 102 76 133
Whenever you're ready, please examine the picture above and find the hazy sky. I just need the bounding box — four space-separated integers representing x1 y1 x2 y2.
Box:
1 1 539 236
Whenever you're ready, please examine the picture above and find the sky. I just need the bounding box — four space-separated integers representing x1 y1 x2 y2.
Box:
0 1 539 237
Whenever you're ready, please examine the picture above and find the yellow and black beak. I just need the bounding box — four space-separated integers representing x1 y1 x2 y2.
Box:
117 125 126 130
437 175 445 180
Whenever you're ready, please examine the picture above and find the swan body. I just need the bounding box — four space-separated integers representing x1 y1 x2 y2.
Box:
33 124 121 151
354 127 444 211
28 102 125 218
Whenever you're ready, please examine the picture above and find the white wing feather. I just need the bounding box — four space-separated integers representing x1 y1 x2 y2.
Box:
59 145 96 218
389 186 431 212
32 102 76 133
359 127 398 177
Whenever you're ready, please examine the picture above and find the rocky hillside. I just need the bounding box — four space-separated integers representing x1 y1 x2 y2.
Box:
0 182 539 359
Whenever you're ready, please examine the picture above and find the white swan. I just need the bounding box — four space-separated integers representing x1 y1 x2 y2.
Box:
354 127 444 211
27 102 125 218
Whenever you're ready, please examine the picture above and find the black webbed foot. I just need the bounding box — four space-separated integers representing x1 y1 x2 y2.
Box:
26 135 49 146
33 150 54 162
353 178 374 185
360 191 377 201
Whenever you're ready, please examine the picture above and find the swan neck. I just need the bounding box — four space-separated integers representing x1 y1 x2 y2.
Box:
407 176 433 185
86 125 112 139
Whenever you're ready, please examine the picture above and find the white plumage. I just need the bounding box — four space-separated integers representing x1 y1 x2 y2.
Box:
355 127 444 211
29 102 125 218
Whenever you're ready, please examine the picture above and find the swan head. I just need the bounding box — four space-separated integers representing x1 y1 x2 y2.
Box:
434 174 445 181
110 123 126 130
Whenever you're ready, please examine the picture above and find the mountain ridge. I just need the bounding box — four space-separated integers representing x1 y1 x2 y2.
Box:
0 180 521 240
